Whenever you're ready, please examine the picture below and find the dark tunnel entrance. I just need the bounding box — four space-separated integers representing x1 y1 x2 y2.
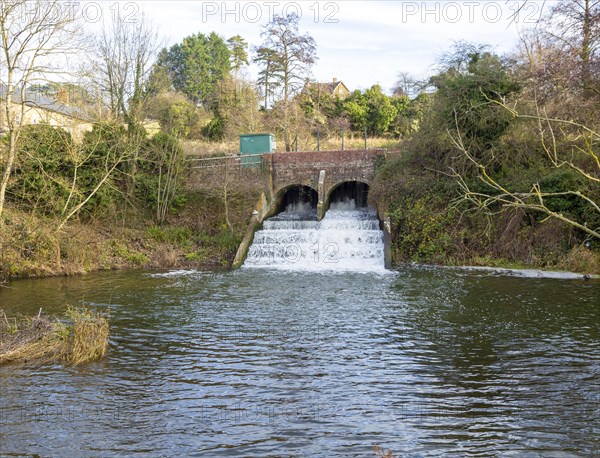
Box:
274 185 319 216
327 181 370 210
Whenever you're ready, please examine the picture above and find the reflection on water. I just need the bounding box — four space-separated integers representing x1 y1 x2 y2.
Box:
0 267 598 457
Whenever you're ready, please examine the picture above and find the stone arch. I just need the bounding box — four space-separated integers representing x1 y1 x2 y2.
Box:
324 180 372 212
267 184 318 218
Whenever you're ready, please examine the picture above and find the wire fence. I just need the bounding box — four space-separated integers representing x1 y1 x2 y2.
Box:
188 153 266 171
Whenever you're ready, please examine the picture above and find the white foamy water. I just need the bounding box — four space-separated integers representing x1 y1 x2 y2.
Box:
244 200 386 272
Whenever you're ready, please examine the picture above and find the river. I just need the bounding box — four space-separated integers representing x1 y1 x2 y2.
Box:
0 266 598 457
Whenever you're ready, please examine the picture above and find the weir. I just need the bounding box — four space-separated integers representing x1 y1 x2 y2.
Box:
243 182 387 272
197 149 395 270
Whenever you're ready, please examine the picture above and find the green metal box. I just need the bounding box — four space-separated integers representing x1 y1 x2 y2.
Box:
240 133 275 166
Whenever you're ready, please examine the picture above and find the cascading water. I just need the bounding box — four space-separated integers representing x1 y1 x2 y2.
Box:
244 198 386 272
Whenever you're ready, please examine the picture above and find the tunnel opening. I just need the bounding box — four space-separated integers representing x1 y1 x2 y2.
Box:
327 181 370 210
273 185 319 216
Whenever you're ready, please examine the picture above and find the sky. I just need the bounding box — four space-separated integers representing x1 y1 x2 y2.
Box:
83 1 554 93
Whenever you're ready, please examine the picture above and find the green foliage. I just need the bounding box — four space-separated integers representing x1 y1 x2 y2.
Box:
210 77 262 139
298 84 339 124
157 94 199 138
429 43 520 154
110 240 149 265
198 230 241 254
331 86 417 137
76 123 130 214
538 168 598 228
9 124 73 214
227 35 249 77
155 32 231 106
364 85 398 135
146 225 193 247
343 93 368 131
8 123 133 219
202 117 224 141
389 196 456 262
138 133 187 223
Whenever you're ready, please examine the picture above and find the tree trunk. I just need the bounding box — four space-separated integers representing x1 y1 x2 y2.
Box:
0 81 17 221
581 0 593 97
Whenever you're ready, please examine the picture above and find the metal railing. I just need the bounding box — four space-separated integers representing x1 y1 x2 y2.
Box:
188 153 266 170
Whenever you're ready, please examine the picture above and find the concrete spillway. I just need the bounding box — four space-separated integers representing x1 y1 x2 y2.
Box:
243 200 386 272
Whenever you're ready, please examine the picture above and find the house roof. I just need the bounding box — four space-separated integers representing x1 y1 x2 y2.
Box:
0 82 92 122
307 80 350 96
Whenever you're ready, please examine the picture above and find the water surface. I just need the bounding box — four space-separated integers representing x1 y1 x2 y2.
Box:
0 267 598 457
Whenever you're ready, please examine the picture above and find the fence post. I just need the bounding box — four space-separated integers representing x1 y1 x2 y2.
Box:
317 130 320 151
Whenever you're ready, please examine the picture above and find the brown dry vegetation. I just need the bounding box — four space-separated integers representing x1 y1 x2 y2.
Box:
0 307 109 366
0 185 259 282
182 136 398 158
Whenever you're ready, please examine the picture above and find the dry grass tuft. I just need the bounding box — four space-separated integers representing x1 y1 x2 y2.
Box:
65 307 110 366
0 307 109 366
373 445 397 458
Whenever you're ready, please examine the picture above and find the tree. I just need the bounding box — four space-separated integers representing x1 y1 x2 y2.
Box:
337 86 399 136
342 91 368 132
142 133 186 224
156 32 230 106
227 35 249 80
428 43 520 165
92 14 161 194
253 46 281 109
57 123 136 231
255 14 317 150
9 122 139 230
0 0 81 221
451 102 600 240
145 90 202 138
393 72 428 98
146 48 174 96
8 124 74 215
94 13 161 127
545 0 600 98
211 77 262 140
364 85 398 135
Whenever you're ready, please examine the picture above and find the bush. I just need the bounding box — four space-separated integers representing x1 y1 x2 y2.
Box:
8 124 73 215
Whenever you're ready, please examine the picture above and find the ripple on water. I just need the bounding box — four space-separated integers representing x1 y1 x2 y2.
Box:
0 267 598 457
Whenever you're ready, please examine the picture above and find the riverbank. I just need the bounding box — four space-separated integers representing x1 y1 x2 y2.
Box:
372 153 600 276
0 190 252 283
2 210 598 284
2 183 598 282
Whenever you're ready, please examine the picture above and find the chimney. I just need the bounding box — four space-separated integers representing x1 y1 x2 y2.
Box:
56 87 69 105
333 78 338 83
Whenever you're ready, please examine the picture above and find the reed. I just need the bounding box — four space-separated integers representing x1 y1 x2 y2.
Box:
0 307 109 366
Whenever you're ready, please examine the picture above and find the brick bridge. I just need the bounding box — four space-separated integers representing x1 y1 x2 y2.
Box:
264 149 384 220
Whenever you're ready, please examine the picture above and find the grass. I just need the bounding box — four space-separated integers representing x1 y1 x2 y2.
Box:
182 139 238 157
146 225 194 247
0 306 109 366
